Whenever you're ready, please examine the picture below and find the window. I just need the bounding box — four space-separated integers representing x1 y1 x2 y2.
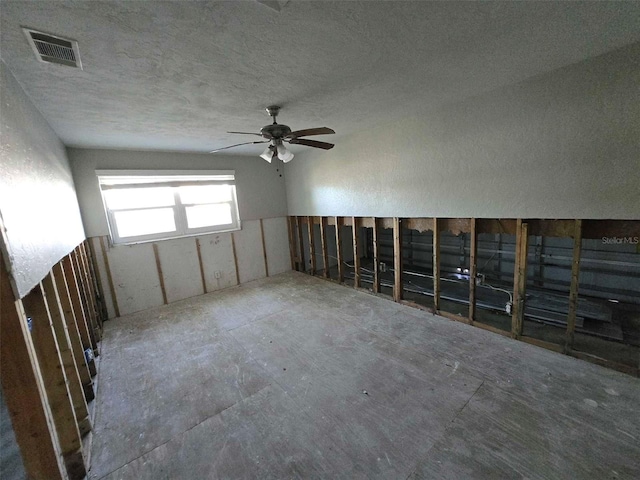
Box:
97 170 240 245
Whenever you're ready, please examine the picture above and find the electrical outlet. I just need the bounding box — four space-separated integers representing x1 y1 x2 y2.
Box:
214 271 222 279
379 262 387 273
505 302 512 314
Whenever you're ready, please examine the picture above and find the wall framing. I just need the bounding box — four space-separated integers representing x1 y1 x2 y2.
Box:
287 216 640 377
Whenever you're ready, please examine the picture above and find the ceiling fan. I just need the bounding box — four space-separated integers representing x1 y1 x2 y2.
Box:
210 106 335 163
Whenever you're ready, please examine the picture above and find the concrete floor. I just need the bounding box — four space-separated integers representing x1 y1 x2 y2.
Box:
91 271 640 479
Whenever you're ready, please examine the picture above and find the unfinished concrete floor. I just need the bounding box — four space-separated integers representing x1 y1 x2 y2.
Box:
91 271 640 479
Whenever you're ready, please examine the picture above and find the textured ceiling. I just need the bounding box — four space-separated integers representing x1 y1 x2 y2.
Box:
1 0 640 154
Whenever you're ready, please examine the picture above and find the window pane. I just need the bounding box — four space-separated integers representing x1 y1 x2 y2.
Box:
185 204 232 229
179 185 231 205
114 208 176 238
104 187 174 210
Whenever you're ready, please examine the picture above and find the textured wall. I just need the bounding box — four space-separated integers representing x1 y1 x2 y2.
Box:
68 148 288 237
285 43 640 220
0 61 85 298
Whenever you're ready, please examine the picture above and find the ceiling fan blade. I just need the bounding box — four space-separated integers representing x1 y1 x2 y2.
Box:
285 127 335 138
210 140 268 153
227 131 263 136
287 138 335 150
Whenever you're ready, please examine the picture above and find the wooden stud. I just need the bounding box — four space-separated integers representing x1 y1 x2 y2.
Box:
259 219 269 277
433 218 441 311
42 272 91 437
352 217 360 288
307 216 316 274
53 263 94 401
78 245 102 332
0 251 68 480
195 238 207 294
99 236 120 317
152 243 168 304
62 255 97 358
22 284 86 480
511 220 529 339
320 217 329 278
296 216 305 272
564 219 583 353
335 217 344 283
86 239 108 322
79 243 101 329
393 217 403 302
231 232 240 285
286 216 297 270
372 217 380 294
71 251 100 346
469 218 477 324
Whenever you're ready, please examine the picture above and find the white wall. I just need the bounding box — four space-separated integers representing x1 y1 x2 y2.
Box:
285 43 640 220
68 148 288 237
90 218 291 317
0 61 85 298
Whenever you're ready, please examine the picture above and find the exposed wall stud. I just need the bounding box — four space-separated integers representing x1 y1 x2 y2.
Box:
22 283 86 480
231 232 240 285
287 216 297 270
372 217 380 294
307 216 316 275
62 255 97 361
79 243 101 328
53 263 94 401
320 217 329 278
469 218 477 324
393 217 403 302
511 220 529 338
99 236 119 317
78 245 101 332
433 218 441 311
0 252 68 480
259 219 269 277
152 244 168 304
352 217 360 288
565 219 583 353
296 216 305 272
86 240 108 321
42 272 91 437
195 238 207 294
71 251 99 347
336 217 344 283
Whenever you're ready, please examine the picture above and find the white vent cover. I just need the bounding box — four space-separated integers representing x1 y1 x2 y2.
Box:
22 28 82 69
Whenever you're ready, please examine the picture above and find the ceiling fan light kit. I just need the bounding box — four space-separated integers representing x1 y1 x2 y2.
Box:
211 105 335 162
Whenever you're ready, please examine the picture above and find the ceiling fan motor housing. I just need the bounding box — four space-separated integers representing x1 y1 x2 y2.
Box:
260 123 292 139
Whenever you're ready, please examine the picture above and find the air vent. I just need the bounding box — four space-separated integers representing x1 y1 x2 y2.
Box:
22 28 82 69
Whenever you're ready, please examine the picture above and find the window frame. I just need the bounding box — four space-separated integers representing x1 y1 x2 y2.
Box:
97 170 241 245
